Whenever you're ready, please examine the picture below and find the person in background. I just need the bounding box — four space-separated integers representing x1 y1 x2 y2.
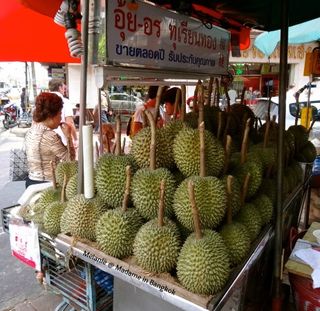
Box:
161 87 181 123
48 78 77 147
20 87 26 114
25 92 75 188
228 88 237 105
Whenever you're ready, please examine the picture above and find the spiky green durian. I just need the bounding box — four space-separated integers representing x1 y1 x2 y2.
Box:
173 176 227 231
37 187 61 205
220 222 251 266
55 161 78 186
222 175 241 217
173 127 224 177
60 194 102 241
236 203 262 241
43 201 66 236
96 207 144 258
95 154 136 208
251 194 273 225
177 229 230 295
131 168 176 220
133 218 180 273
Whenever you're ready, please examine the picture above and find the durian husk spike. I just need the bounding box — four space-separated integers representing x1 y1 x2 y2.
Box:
115 114 122 156
154 86 164 122
240 118 251 165
50 161 57 190
121 137 126 154
61 174 67 203
223 135 232 174
158 179 165 227
122 166 131 212
263 119 270 149
199 121 206 178
197 83 204 126
226 175 234 225
188 180 202 240
240 173 250 206
180 84 186 122
206 77 214 106
173 88 181 120
144 110 156 171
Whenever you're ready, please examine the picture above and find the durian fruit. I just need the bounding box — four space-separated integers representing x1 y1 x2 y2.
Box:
96 166 144 258
95 116 137 208
257 178 277 205
296 141 317 163
131 110 176 220
133 180 181 273
251 194 273 225
177 180 231 295
219 175 251 267
174 122 227 231
55 160 78 186
60 194 103 241
287 124 309 154
43 174 68 236
173 127 224 177
65 173 78 201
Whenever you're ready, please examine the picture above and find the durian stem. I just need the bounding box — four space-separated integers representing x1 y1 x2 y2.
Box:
173 88 181 120
115 115 121 156
180 84 186 122
95 141 100 159
217 111 223 140
223 135 232 174
241 173 250 206
223 114 231 144
67 138 71 162
50 161 57 190
223 82 231 112
198 83 204 126
263 119 270 149
188 180 202 240
122 137 126 154
199 121 206 178
158 180 165 227
193 80 200 111
112 141 116 154
240 118 251 164
145 110 156 171
206 77 214 106
141 110 148 128
122 166 131 212
214 78 220 107
61 174 67 203
154 86 164 123
226 175 234 225
106 134 111 153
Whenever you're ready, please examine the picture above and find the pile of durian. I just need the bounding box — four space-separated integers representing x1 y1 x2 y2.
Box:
21 82 317 297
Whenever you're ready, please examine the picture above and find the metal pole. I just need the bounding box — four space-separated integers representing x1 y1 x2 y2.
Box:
77 0 90 195
272 0 289 309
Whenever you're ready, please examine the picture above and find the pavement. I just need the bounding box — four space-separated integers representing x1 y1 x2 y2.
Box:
0 125 65 311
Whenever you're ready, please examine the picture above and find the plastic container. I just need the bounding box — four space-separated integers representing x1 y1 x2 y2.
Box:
289 273 320 311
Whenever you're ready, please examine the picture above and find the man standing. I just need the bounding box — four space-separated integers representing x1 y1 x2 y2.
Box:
48 78 77 147
20 87 26 115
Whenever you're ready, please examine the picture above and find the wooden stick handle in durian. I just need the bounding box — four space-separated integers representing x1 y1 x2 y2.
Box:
122 166 131 212
241 173 250 206
154 86 164 122
214 78 220 107
158 180 165 227
61 174 67 203
115 114 121 156
122 137 126 154
188 180 202 240
180 84 186 121
240 118 251 164
106 134 111 153
193 80 200 111
197 83 204 126
223 135 232 174
66 137 71 162
145 110 156 171
199 121 206 178
50 161 57 190
206 77 214 106
223 81 231 112
226 175 234 225
173 88 181 121
217 111 223 140
263 119 271 149
141 109 148 128
223 113 231 144
95 141 100 159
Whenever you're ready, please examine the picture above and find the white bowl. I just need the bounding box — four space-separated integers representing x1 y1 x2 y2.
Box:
313 229 320 244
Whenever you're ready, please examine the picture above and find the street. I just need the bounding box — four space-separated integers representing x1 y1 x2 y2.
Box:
0 126 47 311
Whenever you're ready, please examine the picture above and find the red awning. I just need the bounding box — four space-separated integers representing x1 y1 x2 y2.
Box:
0 0 80 63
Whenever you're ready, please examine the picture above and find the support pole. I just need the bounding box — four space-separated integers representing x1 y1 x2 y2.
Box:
77 0 90 195
272 0 289 309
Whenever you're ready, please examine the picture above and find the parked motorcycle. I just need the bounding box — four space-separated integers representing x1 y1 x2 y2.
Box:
0 102 18 129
